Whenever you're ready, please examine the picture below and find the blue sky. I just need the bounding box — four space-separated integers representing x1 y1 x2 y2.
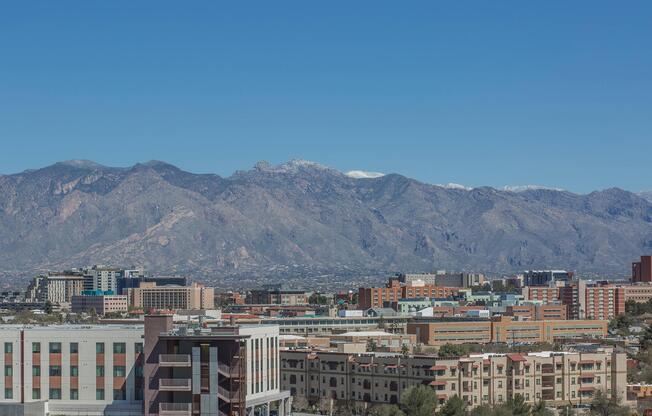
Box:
0 1 651 193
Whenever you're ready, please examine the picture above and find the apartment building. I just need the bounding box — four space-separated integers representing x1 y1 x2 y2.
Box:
26 273 85 304
127 282 214 310
521 286 560 304
71 294 129 315
0 325 144 415
583 283 625 320
408 317 608 346
280 348 629 411
143 314 291 416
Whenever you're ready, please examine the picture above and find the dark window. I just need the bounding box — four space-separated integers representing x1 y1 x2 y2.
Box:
32 342 40 353
32 389 40 400
49 388 61 400
96 388 105 400
49 343 61 354
4 366 12 376
70 343 78 354
96 343 105 354
70 366 79 377
96 365 105 377
49 365 61 377
135 343 143 354
32 366 40 376
113 366 126 377
70 389 78 400
113 343 126 354
113 387 126 400
4 343 12 354
4 388 12 399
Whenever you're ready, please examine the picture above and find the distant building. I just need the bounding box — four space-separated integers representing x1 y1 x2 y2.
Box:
358 279 459 309
247 285 308 305
127 282 214 311
116 275 187 296
625 283 652 303
71 293 129 315
523 270 573 286
26 273 85 305
505 304 567 321
633 255 652 283
398 272 485 288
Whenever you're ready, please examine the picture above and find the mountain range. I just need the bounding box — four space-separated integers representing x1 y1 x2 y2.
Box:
1 159 651 284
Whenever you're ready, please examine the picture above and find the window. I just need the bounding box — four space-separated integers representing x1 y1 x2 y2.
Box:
32 342 41 353
4 343 12 354
96 343 105 354
135 365 143 377
49 343 61 353
70 343 78 354
135 343 143 354
70 366 79 377
49 388 61 400
4 366 12 377
70 389 79 400
5 388 12 399
113 343 126 354
32 389 40 400
33 366 40 376
113 366 126 377
96 388 105 400
96 365 105 377
49 365 62 377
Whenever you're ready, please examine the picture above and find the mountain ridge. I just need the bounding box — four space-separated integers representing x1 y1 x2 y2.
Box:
0 160 650 282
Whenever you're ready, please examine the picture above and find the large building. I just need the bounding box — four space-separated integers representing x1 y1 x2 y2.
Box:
143 314 291 416
633 255 652 283
624 284 652 303
280 348 630 411
26 273 85 305
0 324 144 415
127 282 214 311
408 316 608 346
504 304 567 321
358 279 459 309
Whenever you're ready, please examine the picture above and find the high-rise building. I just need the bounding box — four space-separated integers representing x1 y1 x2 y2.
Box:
523 270 573 286
26 273 85 305
143 314 291 416
632 255 652 283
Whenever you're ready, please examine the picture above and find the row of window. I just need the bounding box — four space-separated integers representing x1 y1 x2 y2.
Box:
24 364 141 378
5 386 142 401
29 342 142 354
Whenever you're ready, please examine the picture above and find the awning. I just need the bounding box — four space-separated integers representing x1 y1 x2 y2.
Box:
430 365 447 371
429 381 446 386
385 365 397 369
579 387 595 392
579 360 594 365
507 353 527 362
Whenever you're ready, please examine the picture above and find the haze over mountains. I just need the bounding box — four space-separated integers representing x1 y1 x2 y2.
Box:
1 159 651 283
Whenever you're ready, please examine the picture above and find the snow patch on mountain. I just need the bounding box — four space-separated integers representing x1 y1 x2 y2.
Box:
503 185 565 192
345 170 385 179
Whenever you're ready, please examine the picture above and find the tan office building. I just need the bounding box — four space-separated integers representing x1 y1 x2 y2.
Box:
127 282 214 310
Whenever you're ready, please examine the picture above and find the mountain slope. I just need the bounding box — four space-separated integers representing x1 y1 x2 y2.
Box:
1 160 651 281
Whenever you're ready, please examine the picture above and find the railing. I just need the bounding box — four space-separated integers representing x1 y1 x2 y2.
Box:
217 385 241 401
159 402 191 415
159 354 191 367
159 378 192 391
218 364 243 377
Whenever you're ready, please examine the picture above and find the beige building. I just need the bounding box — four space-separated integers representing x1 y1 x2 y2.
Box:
127 282 214 310
280 348 630 412
330 331 416 353
71 295 129 315
27 274 85 305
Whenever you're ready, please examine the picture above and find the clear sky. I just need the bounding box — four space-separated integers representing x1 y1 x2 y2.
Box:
1 1 651 193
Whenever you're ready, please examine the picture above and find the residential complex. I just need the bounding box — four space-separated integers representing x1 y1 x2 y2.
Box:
143 314 291 416
280 348 629 411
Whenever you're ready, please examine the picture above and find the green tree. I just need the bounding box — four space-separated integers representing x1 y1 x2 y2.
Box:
531 400 554 416
504 394 530 416
367 338 378 352
437 344 468 358
400 386 438 416
44 301 53 314
467 404 493 416
436 395 465 416
401 343 410 356
588 390 630 416
371 405 405 416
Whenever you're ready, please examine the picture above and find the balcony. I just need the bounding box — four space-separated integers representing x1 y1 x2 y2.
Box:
217 385 241 402
159 354 191 367
218 364 243 378
160 402 191 416
159 378 192 391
